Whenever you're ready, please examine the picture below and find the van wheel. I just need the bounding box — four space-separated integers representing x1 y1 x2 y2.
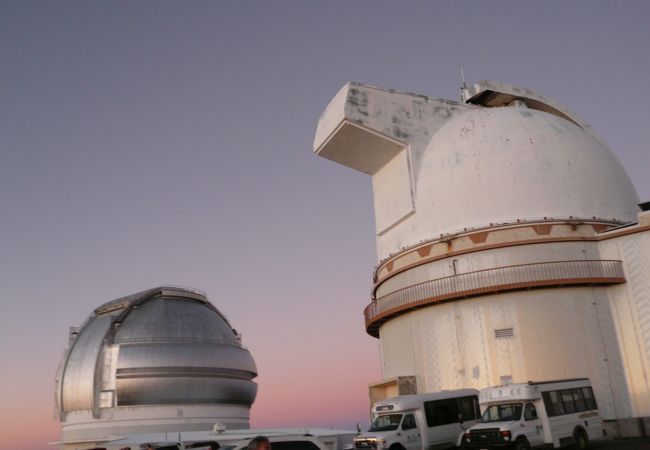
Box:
514 438 530 450
574 429 589 450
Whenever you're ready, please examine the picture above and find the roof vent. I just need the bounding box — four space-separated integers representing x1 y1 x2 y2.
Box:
495 328 514 338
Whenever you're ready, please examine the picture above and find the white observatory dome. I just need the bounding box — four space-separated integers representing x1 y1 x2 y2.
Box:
414 105 639 236
315 81 650 429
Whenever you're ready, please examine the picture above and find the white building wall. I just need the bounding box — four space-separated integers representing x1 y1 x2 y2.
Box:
379 287 632 420
600 223 650 418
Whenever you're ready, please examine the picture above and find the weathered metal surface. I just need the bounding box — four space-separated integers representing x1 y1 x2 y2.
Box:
60 315 112 413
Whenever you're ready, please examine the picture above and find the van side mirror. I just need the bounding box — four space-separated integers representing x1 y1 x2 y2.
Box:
458 414 464 424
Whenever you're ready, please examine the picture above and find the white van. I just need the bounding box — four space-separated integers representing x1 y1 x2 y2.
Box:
464 378 604 449
353 389 479 450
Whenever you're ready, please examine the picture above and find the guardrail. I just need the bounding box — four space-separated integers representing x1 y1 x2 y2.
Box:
364 259 625 337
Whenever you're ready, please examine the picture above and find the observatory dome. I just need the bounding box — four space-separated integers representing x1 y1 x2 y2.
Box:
55 286 257 444
414 105 639 236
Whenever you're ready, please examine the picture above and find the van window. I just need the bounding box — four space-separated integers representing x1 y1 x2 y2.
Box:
458 396 479 421
561 390 576 413
543 386 598 417
524 403 537 421
481 403 522 422
572 388 587 412
425 398 459 426
582 387 597 410
402 414 416 430
370 414 402 431
543 391 565 416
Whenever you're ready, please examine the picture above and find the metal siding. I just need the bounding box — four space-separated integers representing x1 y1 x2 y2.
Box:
114 298 238 345
116 377 257 406
61 315 111 413
117 342 257 375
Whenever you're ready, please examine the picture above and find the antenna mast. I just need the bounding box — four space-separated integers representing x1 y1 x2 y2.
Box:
460 67 468 102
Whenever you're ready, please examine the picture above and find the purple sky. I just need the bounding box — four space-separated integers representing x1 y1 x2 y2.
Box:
1 2 649 449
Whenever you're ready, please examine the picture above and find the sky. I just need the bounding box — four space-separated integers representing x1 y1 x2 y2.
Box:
1 1 649 449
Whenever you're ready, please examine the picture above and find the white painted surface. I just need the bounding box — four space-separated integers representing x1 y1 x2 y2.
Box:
379 286 631 420
314 82 639 260
398 106 638 258
599 220 650 418
372 149 415 234
315 81 650 424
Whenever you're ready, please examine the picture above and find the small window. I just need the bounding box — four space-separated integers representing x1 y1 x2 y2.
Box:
561 390 576 414
582 387 598 410
402 414 416 430
543 391 565 417
524 403 538 421
457 396 479 421
425 398 460 426
572 388 586 412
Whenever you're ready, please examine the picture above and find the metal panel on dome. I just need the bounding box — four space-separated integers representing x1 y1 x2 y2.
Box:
116 376 257 406
113 298 238 344
60 315 111 413
116 342 257 376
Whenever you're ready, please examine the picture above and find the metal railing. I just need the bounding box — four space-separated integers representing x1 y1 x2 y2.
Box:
364 259 624 337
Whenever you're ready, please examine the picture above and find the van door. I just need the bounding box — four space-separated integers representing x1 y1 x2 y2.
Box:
400 413 420 450
521 402 545 447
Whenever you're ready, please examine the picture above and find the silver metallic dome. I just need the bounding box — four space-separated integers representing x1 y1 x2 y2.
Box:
55 286 257 444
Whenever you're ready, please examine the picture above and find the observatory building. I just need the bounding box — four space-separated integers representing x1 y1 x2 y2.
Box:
314 80 650 434
55 286 257 448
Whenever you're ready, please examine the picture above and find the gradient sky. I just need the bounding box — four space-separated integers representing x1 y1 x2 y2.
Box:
1 2 649 449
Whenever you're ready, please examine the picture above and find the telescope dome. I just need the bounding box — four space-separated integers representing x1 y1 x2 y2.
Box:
55 286 257 445
414 105 639 236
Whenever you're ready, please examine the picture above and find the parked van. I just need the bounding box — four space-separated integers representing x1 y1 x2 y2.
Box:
353 389 480 450
464 378 604 449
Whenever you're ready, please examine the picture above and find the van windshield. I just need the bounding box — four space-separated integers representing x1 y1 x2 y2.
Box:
481 403 523 422
369 414 403 431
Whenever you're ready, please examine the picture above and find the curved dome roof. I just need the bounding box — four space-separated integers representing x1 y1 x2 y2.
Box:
413 105 639 236
113 296 242 345
56 286 257 417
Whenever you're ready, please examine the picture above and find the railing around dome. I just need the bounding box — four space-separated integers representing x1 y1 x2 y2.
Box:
364 259 625 337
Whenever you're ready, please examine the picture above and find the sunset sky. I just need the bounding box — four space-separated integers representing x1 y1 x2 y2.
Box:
2 2 650 449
